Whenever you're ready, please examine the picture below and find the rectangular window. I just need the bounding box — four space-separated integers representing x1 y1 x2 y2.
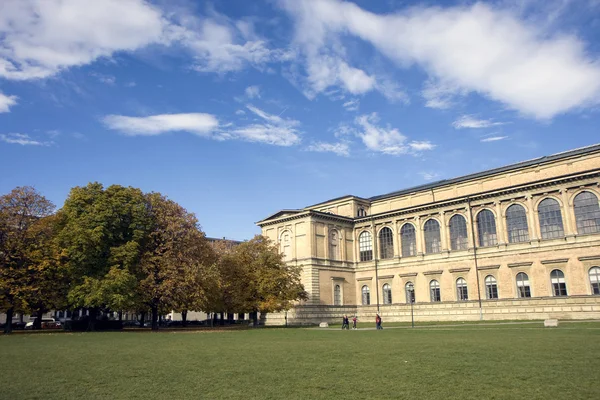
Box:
430 288 441 302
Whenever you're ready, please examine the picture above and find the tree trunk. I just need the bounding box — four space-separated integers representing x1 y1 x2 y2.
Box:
151 306 159 331
33 309 44 330
250 311 258 327
18 313 24 323
4 308 14 334
182 310 188 327
139 311 146 328
219 312 224 326
118 311 122 322
212 312 217 327
88 308 98 331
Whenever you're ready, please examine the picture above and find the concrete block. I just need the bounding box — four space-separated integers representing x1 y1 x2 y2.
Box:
544 319 559 327
319 322 329 328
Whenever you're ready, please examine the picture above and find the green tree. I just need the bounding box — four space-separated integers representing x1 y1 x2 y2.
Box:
56 183 151 330
219 236 308 325
0 186 55 334
138 193 214 330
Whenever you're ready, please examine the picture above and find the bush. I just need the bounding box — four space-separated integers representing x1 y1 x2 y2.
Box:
64 319 123 331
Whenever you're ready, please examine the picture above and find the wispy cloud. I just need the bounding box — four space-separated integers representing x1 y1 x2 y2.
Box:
280 0 600 119
342 99 359 111
245 85 261 99
103 105 301 147
481 136 509 142
305 141 349 156
90 72 116 85
419 171 440 181
0 92 17 113
452 115 507 129
0 133 51 146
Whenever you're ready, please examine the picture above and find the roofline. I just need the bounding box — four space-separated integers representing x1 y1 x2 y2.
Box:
304 195 370 210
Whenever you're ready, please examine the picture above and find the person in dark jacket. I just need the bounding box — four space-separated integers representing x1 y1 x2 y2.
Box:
375 314 383 330
342 315 350 330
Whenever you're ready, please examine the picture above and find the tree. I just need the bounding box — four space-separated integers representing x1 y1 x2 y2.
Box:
56 183 151 330
138 193 214 330
218 236 308 325
0 187 55 334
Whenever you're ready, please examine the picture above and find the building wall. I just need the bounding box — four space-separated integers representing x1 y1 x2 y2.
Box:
258 147 600 324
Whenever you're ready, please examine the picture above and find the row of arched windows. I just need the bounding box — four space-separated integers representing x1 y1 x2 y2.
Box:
358 267 600 305
356 191 600 261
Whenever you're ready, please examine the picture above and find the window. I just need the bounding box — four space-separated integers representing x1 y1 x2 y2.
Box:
379 227 394 259
485 275 498 299
550 269 567 296
430 280 441 302
456 278 468 301
361 285 370 305
477 209 497 247
424 219 441 254
359 231 373 262
538 198 564 239
357 207 367 217
280 231 292 260
329 229 339 260
400 223 416 257
334 284 341 305
516 272 531 298
589 267 600 295
574 191 600 235
506 204 529 243
383 283 392 304
405 282 415 303
449 214 468 250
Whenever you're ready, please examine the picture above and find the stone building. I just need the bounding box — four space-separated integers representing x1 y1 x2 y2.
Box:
257 144 600 325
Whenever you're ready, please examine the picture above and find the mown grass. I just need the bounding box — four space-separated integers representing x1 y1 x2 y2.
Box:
1 321 599 400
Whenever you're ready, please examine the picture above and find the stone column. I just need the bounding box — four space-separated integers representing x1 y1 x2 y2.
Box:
439 211 448 252
495 201 506 246
324 225 330 260
561 188 576 238
526 195 540 242
415 216 423 255
393 220 401 258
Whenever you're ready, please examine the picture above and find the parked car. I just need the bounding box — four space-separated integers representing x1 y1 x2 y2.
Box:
25 318 62 330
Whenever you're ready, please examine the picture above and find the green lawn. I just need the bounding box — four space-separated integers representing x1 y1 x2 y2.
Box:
1 321 599 400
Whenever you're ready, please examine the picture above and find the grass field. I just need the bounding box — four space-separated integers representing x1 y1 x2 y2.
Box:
1 321 599 400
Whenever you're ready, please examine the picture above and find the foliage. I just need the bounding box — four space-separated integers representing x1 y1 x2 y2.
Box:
0 186 56 332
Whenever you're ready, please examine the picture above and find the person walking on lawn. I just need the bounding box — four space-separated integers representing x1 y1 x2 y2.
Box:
342 315 350 330
352 315 358 330
375 314 383 330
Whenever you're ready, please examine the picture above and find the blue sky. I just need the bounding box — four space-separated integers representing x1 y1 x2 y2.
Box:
1 0 600 240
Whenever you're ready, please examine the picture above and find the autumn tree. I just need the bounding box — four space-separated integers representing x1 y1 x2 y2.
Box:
56 183 151 330
0 187 55 334
138 193 214 330
216 236 308 325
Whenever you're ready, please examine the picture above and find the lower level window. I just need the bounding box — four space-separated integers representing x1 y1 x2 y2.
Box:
550 269 568 296
456 278 468 301
405 282 415 303
334 285 341 306
516 272 531 298
383 284 392 305
589 267 600 295
485 275 498 299
362 285 370 305
430 280 441 302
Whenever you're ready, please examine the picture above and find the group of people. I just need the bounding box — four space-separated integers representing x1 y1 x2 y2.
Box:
341 314 383 330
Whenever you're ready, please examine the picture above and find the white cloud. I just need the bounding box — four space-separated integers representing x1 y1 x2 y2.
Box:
103 113 219 136
452 115 507 129
103 105 300 147
342 99 359 111
481 136 509 142
235 109 246 115
354 113 434 156
245 85 261 99
0 133 50 146
0 92 17 112
90 73 116 85
0 0 167 80
280 0 600 119
419 171 440 181
306 141 350 156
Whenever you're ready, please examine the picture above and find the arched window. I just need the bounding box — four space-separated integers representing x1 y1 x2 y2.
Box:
430 280 441 302
589 267 600 295
280 231 292 260
329 229 339 261
379 227 394 259
359 231 373 262
424 219 441 254
382 283 392 305
400 223 416 257
361 285 370 305
485 275 498 299
456 278 468 301
449 214 468 251
357 207 367 217
574 191 600 235
538 198 564 239
405 282 415 303
334 285 341 305
477 209 497 247
550 269 567 296
506 204 529 243
516 272 531 298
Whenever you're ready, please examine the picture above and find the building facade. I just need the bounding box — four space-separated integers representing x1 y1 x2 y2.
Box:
257 144 600 325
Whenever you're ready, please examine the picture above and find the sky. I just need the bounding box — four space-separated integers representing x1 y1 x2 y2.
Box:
1 0 600 241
